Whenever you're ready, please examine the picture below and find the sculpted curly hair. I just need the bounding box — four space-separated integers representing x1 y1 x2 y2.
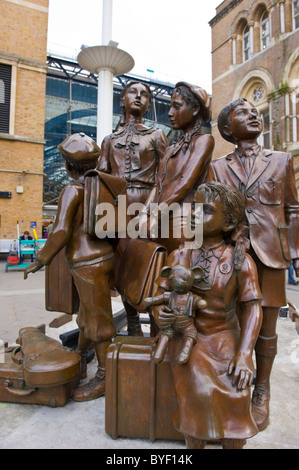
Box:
195 181 249 270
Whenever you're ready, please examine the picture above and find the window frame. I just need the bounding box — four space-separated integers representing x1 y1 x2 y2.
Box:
243 24 251 62
293 0 299 30
260 10 270 51
258 107 271 149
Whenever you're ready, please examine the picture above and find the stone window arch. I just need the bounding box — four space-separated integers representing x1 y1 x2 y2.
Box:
230 13 249 65
251 2 271 52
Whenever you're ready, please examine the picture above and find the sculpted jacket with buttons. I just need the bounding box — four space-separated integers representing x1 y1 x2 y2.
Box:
207 149 299 269
97 124 168 205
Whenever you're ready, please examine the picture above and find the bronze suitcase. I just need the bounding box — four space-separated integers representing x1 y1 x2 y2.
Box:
83 169 129 238
115 238 167 313
45 247 79 315
105 336 183 442
0 328 81 407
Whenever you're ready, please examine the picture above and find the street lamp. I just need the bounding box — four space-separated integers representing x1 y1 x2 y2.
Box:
77 0 134 145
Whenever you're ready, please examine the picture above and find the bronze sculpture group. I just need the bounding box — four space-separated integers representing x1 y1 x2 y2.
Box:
22 81 299 449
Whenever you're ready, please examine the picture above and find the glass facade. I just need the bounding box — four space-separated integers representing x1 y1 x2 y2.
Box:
44 56 211 204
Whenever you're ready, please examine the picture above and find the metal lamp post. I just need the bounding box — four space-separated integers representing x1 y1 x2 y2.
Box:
77 0 134 145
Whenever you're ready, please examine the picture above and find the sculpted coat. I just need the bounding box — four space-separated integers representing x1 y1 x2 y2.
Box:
207 148 299 271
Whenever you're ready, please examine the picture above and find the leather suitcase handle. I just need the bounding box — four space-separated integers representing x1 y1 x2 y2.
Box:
11 346 23 365
4 385 35 396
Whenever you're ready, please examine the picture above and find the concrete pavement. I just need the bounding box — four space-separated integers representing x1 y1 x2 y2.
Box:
0 260 298 449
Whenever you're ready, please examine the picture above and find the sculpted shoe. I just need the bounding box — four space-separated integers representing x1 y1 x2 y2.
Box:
177 338 194 364
153 334 169 364
184 435 207 449
222 439 247 449
252 388 270 431
72 368 105 402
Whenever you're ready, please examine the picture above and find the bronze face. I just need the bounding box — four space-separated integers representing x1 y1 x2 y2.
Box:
226 101 262 142
193 191 228 241
168 92 199 134
121 82 151 117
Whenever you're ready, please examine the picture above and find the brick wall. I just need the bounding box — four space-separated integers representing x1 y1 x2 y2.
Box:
1 0 48 63
210 0 299 169
0 0 48 240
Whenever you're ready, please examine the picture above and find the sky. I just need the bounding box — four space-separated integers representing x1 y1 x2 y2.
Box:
47 0 221 95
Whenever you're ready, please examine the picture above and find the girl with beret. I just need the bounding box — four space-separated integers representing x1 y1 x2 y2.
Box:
139 81 214 253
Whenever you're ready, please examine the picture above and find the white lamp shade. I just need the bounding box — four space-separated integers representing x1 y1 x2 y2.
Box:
77 45 134 76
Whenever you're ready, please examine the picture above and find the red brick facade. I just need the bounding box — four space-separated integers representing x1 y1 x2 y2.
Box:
0 0 48 240
210 0 299 191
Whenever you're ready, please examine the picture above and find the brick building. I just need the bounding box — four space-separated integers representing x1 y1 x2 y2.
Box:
0 0 49 244
210 0 299 188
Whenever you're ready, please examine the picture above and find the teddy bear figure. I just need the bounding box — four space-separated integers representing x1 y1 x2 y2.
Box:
144 264 207 364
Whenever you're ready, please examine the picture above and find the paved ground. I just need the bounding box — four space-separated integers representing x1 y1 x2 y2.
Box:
0 260 298 450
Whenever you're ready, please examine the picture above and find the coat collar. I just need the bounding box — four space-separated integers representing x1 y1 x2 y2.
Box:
225 148 272 188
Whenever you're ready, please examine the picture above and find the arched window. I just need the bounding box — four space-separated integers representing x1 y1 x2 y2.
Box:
293 0 299 30
243 24 251 61
261 10 270 50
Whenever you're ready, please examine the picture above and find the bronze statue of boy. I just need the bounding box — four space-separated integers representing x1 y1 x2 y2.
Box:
24 133 116 402
207 98 299 430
